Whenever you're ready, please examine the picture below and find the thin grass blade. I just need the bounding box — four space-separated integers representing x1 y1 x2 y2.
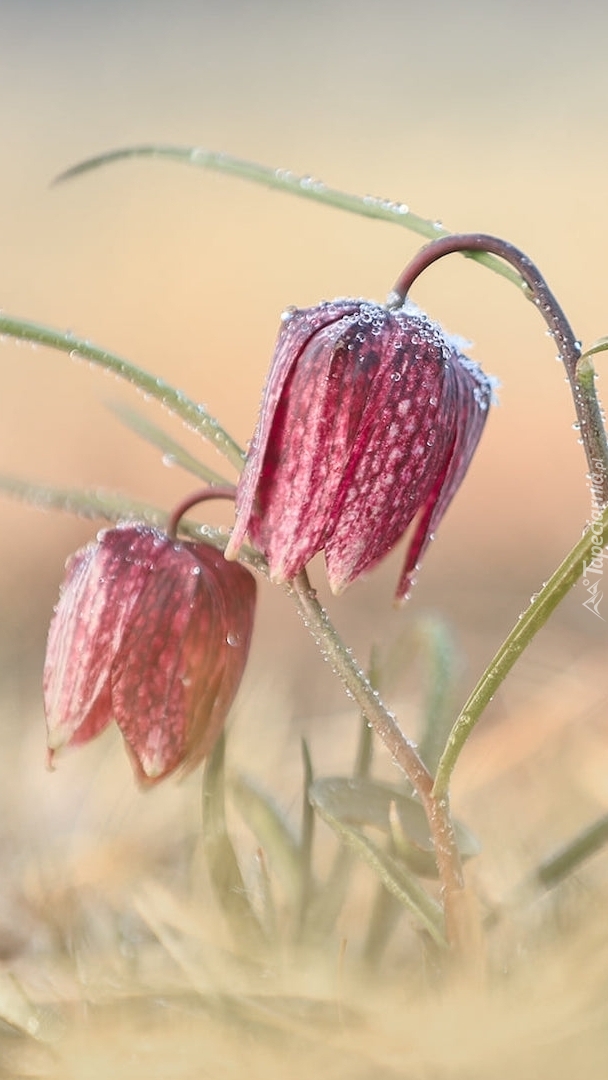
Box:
309 786 446 946
202 734 267 957
54 144 523 288
231 774 301 906
109 401 232 485
0 314 244 469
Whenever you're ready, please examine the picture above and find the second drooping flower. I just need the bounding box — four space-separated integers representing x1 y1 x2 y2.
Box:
226 298 493 600
44 524 256 783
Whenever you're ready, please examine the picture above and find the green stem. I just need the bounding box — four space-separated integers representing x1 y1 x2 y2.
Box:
433 507 608 799
535 812 608 890
490 810 608 924
0 314 245 471
290 574 430 794
290 570 468 952
54 143 523 290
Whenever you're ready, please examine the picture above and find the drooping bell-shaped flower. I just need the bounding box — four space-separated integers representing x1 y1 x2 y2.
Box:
44 524 256 784
225 298 493 600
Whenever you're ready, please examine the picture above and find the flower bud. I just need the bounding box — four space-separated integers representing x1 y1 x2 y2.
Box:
44 525 256 783
226 298 493 600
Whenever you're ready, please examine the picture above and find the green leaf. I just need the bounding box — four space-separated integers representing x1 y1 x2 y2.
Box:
108 401 232 485
433 505 608 800
309 776 479 879
491 812 608 927
578 336 608 362
54 143 523 289
535 812 608 891
0 313 244 470
231 774 302 905
308 783 446 946
0 474 268 574
368 619 459 775
0 475 168 525
415 618 459 774
297 738 315 930
361 876 405 968
202 735 267 957
300 715 374 944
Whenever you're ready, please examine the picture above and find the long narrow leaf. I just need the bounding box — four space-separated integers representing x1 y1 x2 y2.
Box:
297 738 315 933
0 313 244 469
310 776 479 879
54 144 523 289
362 873 405 968
202 734 267 957
416 618 460 775
0 476 167 525
303 713 374 942
108 401 232 485
0 475 268 573
536 812 608 892
578 336 608 362
309 789 446 946
231 774 301 904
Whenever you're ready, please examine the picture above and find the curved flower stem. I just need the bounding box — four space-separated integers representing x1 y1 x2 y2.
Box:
433 506 608 799
0 474 269 575
392 234 608 499
290 569 471 954
166 484 237 540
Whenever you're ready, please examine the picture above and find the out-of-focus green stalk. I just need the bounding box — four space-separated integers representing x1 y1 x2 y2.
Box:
433 507 608 799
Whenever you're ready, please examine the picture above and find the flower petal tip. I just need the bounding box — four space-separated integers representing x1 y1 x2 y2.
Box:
222 536 239 562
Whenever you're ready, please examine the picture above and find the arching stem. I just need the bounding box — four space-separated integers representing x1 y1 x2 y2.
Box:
391 233 608 501
166 484 237 540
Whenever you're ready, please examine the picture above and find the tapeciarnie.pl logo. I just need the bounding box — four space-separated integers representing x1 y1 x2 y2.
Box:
582 460 607 620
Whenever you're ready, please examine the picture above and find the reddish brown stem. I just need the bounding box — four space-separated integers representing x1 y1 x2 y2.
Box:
166 484 237 540
391 233 608 502
291 570 470 954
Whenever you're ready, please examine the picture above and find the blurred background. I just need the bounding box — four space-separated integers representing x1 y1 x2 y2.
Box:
1 0 608 989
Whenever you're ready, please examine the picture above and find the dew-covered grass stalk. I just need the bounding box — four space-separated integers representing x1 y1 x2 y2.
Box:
54 144 524 290
0 313 245 471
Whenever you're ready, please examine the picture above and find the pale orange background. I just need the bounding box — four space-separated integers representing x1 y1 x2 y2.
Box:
0 0 606 749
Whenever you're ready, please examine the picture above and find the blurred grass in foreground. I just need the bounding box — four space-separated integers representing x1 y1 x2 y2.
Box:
1 635 607 1080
